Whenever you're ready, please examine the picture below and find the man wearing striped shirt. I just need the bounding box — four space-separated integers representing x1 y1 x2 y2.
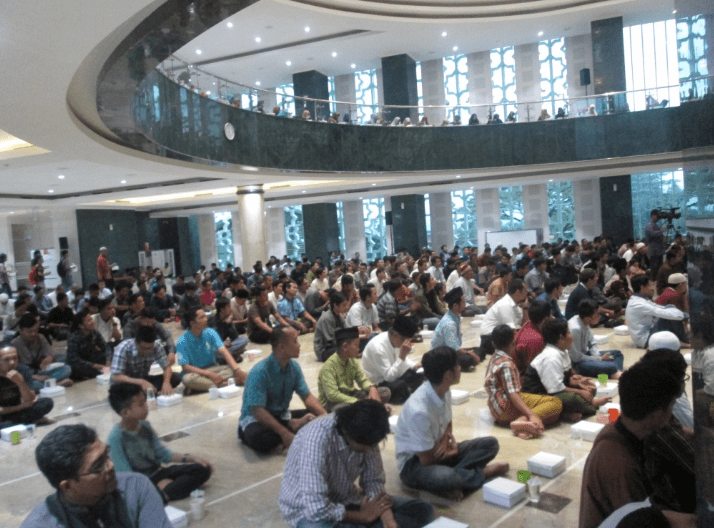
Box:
279 400 433 528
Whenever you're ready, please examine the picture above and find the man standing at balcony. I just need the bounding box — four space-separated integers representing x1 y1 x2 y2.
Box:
97 247 114 291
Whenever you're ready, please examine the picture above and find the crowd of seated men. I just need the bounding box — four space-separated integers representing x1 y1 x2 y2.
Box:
5 230 711 528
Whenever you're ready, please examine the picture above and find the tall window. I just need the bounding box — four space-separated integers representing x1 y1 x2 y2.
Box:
283 205 305 261
624 20 680 111
685 167 714 219
539 38 568 116
363 198 387 261
677 15 708 100
424 194 432 248
416 62 424 120
276 83 295 117
336 201 346 253
443 54 469 122
241 91 258 110
547 181 576 241
354 69 378 124
214 212 234 268
328 76 337 114
451 189 478 246
491 46 518 121
499 186 524 231
631 171 686 238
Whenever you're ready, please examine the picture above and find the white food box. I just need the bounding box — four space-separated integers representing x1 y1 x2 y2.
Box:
483 477 526 508
423 517 469 528
164 505 189 528
420 329 434 338
450 389 470 405
148 362 163 376
596 381 618 398
95 373 110 385
1 424 28 442
39 386 66 398
571 420 605 442
598 402 621 414
527 452 567 478
684 353 691 366
157 394 183 407
613 325 629 336
44 362 64 371
592 333 612 345
217 385 240 399
389 415 399 434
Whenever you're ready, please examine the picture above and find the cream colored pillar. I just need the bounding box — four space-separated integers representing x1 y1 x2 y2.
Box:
236 186 267 271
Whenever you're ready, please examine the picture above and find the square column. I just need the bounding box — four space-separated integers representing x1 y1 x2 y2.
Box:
466 51 491 121
514 42 541 121
573 179 603 242
591 17 626 95
197 214 218 269
420 58 446 125
599 176 632 244
476 188 500 248
390 195 427 256
334 73 356 119
523 184 550 239
381 54 419 122
266 207 286 260
292 70 329 120
303 203 340 263
342 200 367 261
565 34 595 103
429 192 454 251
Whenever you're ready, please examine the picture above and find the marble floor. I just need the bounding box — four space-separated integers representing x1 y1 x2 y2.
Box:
0 312 687 528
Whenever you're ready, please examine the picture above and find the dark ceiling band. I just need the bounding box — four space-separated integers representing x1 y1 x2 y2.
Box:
236 186 264 196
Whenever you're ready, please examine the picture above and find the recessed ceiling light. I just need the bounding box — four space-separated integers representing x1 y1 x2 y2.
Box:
255 81 261 86
453 46 458 51
57 174 65 179
442 31 447 37
286 60 292 66
548 179 553 182
205 91 211 95
350 63 356 69
672 9 677 13
121 180 127 184
371 183 377 186
304 26 310 32
255 37 261 43
332 52 337 57
538 31 544 36
456 175 461 179
227 22 233 28
48 189 54 193
301 190 306 193
196 49 202 55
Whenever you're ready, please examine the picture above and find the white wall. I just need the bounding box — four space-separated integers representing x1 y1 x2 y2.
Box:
266 206 286 259
573 178 603 241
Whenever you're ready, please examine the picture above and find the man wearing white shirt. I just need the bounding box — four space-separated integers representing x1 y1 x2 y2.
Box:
445 267 460 292
453 264 486 316
346 285 380 333
478 279 528 359
0 293 15 329
625 275 689 349
361 316 423 404
368 267 386 299
425 256 445 283
92 299 122 349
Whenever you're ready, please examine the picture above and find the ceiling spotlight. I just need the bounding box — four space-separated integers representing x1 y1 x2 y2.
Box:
442 31 447 37
255 81 261 86
205 91 211 95
453 46 458 51
48 189 55 193
304 26 310 32
227 22 233 28
57 175 65 179
196 49 202 55
538 31 544 36
332 52 337 57
350 63 356 69
121 180 127 184
255 37 261 43
456 175 461 179
371 183 377 186
302 190 306 193
286 60 292 66
548 179 553 182
672 9 677 13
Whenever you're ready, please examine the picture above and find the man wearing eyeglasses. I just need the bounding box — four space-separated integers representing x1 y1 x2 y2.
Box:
21 424 172 528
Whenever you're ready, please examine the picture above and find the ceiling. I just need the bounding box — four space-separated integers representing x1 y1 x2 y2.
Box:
0 0 685 217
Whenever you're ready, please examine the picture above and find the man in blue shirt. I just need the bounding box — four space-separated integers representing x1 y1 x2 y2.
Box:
238 325 326 454
431 287 479 371
536 278 566 320
277 280 317 335
176 308 246 392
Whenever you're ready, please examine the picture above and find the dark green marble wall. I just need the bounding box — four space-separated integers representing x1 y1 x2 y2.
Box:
381 54 419 123
591 17 626 94
135 71 714 173
303 203 340 264
600 176 634 245
390 195 428 257
292 70 330 121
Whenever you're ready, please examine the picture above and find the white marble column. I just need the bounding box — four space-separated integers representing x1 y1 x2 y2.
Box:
342 200 367 261
334 73 356 118
237 186 267 271
420 58 446 125
573 179 603 241
266 206 286 260
476 188 500 248
466 51 492 121
565 33 595 109
428 192 454 251
523 184 550 241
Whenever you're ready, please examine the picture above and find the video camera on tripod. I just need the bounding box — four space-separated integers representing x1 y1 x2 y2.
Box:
655 207 682 225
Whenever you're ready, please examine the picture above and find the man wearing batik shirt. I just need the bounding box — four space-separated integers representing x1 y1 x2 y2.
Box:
279 400 433 528
484 325 561 440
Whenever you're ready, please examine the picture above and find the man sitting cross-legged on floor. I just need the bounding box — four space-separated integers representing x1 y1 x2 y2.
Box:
280 400 434 528
521 318 611 423
484 324 562 440
0 346 53 429
176 308 247 392
568 299 624 380
107 383 212 503
395 346 509 500
431 287 479 372
318 327 390 412
238 325 327 453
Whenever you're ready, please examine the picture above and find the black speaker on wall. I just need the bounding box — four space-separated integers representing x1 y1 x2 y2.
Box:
385 211 393 226
580 68 591 87
59 237 69 250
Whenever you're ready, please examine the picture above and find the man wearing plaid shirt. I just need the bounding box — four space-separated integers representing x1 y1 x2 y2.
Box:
110 326 181 395
280 400 433 528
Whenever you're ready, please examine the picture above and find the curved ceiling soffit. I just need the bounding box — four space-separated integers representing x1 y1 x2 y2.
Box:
284 0 628 20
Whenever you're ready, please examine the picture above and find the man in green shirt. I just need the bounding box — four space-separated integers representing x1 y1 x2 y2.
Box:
318 327 391 411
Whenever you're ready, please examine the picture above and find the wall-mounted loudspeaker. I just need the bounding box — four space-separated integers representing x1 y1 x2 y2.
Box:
59 237 69 250
580 68 591 86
